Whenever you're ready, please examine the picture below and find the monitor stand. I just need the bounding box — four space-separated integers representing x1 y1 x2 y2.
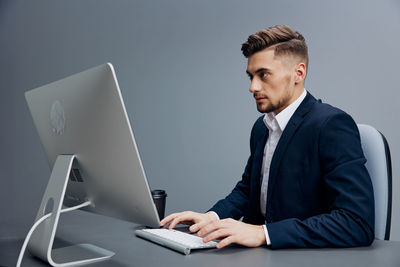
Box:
24 155 114 266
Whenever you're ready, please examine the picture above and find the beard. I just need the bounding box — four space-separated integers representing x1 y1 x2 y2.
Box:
256 101 278 113
255 89 292 114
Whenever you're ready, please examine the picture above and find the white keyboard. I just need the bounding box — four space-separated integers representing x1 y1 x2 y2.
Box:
135 228 217 255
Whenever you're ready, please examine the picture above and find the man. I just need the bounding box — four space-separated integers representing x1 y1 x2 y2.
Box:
160 25 375 249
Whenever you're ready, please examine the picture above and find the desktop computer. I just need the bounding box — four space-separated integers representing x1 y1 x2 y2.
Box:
21 63 161 266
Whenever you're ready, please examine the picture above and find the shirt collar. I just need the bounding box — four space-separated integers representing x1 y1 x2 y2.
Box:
263 89 307 132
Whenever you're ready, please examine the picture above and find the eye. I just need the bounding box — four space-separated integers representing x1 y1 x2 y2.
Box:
260 72 268 79
247 74 253 80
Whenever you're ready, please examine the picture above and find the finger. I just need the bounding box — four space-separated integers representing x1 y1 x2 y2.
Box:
168 214 196 229
189 219 209 232
202 229 229 243
167 218 182 229
160 213 181 226
160 215 174 226
216 236 236 249
160 211 193 226
198 221 221 237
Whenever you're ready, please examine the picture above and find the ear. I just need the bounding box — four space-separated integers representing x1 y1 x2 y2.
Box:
294 63 306 84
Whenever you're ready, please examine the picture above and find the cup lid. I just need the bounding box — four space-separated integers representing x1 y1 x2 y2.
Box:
151 189 167 197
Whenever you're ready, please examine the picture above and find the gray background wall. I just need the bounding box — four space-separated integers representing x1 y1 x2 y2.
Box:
1 0 399 242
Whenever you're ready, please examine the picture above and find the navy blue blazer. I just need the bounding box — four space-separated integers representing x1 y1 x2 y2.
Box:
209 92 375 249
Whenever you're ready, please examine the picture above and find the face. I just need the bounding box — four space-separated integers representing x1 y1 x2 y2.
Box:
246 47 306 114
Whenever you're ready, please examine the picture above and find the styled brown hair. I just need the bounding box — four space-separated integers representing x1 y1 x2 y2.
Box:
241 25 308 68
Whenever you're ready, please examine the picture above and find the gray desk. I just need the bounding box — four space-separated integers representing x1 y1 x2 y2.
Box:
1 210 400 267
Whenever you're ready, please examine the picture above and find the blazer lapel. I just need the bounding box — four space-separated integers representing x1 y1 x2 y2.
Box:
266 92 317 205
252 128 269 194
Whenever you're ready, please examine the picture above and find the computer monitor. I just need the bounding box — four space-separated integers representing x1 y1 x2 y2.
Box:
23 63 160 266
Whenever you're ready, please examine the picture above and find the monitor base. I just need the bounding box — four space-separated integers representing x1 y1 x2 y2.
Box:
19 155 114 266
50 243 114 266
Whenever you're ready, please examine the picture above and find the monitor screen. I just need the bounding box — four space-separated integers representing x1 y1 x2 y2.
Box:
25 63 160 228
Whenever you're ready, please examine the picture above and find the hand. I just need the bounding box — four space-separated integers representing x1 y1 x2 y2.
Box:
160 211 218 232
199 218 266 249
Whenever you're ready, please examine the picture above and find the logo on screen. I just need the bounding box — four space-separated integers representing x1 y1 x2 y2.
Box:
50 100 65 135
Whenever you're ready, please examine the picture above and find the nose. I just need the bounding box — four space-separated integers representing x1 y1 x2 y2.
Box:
249 78 261 93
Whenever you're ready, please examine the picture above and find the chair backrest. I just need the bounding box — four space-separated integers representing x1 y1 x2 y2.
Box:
357 124 392 240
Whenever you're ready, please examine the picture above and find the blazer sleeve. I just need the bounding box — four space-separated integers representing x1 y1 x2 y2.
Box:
208 117 263 219
267 112 375 249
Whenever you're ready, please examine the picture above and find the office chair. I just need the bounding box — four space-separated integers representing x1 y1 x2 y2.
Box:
357 124 392 240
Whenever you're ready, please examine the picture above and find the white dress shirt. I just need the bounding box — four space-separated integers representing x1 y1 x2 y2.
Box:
261 89 307 245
